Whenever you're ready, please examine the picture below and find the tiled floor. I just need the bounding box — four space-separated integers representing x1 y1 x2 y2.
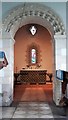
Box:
2 102 68 119
12 102 53 118
0 107 2 119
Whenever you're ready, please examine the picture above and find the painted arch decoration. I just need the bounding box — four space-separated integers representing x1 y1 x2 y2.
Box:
3 3 65 38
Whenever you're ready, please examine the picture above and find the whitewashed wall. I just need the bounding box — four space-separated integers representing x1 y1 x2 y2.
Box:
0 32 14 106
66 2 68 98
55 35 66 70
0 38 3 107
53 35 66 105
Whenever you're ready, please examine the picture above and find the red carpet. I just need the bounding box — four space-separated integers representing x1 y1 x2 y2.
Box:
14 83 53 102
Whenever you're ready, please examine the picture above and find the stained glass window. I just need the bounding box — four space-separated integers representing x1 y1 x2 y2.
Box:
31 49 36 64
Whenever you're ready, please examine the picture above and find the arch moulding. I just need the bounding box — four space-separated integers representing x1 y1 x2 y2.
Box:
3 3 65 38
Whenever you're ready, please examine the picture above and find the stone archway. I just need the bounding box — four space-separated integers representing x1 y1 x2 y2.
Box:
1 3 66 106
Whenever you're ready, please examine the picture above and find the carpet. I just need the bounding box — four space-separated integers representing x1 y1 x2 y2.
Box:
14 84 53 102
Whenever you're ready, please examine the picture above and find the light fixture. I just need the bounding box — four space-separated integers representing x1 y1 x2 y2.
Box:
29 25 37 36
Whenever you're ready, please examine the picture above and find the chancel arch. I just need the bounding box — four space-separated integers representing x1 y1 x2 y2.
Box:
3 3 65 37
2 3 66 106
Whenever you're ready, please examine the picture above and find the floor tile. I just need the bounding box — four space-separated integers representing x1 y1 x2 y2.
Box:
0 107 2 119
2 107 15 118
2 101 68 119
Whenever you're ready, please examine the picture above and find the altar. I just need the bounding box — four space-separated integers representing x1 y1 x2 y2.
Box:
16 69 47 84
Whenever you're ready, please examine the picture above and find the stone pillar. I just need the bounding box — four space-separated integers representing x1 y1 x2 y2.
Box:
53 35 66 105
0 36 14 106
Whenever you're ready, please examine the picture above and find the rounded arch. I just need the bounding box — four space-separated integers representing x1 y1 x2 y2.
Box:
3 3 65 39
2 3 66 106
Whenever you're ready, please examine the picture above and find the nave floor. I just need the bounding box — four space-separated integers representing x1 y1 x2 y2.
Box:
2 101 68 119
1 83 68 120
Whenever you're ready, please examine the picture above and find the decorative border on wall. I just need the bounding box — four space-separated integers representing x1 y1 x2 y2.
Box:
3 3 65 38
